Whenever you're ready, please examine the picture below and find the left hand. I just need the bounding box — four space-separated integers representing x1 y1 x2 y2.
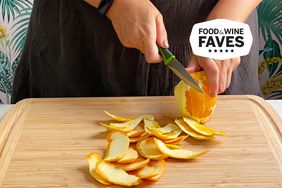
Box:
186 55 240 97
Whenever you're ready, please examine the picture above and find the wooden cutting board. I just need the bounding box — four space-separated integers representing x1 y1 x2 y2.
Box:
0 96 281 187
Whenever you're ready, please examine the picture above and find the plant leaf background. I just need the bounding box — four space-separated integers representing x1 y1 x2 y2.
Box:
258 0 282 99
0 0 32 104
0 0 281 104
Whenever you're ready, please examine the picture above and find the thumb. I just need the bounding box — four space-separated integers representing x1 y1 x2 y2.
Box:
186 55 201 73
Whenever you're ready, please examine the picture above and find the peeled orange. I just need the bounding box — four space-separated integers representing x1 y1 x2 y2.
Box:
174 71 217 124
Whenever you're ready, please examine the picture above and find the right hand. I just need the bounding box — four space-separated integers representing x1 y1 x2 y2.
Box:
106 0 169 63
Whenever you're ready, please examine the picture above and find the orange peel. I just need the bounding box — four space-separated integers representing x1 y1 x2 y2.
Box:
155 138 207 159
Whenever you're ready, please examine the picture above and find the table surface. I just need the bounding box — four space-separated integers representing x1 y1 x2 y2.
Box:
0 100 281 119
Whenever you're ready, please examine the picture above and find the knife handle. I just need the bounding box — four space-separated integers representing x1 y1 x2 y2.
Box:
157 45 175 66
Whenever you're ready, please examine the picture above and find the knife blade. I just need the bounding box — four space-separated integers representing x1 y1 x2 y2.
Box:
158 46 203 93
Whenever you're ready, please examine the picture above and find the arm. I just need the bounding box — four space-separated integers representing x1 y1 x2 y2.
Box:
208 0 262 22
187 0 262 96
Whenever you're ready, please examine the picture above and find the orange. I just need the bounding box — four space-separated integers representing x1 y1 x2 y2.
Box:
174 71 217 124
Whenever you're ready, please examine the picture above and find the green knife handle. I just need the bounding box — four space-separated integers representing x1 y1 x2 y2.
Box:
157 45 175 66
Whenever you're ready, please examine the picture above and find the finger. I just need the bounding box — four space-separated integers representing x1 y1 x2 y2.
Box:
186 55 201 73
196 56 219 97
226 68 232 89
233 57 241 70
226 58 239 89
216 60 227 94
156 14 169 48
143 35 162 63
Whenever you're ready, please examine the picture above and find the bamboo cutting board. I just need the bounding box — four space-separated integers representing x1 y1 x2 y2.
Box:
0 96 281 187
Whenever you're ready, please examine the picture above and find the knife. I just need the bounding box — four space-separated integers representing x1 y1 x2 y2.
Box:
158 46 203 93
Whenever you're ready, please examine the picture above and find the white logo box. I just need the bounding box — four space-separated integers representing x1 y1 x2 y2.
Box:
189 19 253 60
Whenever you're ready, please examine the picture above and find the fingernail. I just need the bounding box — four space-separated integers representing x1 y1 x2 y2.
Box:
219 84 225 94
209 91 217 97
163 40 169 48
186 66 194 73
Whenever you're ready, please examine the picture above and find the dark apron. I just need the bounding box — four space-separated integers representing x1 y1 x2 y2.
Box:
11 0 259 103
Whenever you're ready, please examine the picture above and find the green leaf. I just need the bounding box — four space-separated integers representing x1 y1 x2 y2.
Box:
0 0 32 22
259 47 273 55
268 91 282 99
263 36 281 59
12 54 20 72
262 36 282 77
10 7 32 54
0 52 12 94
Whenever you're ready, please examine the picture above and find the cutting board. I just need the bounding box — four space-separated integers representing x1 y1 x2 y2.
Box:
0 96 281 187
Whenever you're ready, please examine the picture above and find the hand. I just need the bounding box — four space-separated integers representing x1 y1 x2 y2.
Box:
187 55 240 97
106 0 169 63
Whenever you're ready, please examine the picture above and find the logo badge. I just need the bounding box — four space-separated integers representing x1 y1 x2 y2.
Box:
189 19 253 60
